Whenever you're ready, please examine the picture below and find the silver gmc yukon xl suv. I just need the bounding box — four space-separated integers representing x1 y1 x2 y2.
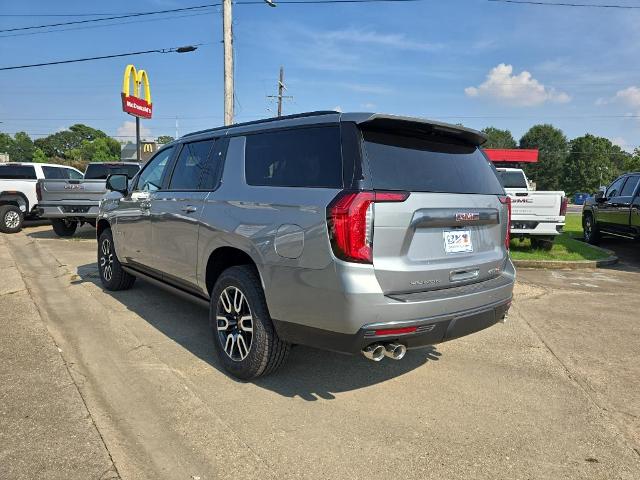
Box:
97 111 515 379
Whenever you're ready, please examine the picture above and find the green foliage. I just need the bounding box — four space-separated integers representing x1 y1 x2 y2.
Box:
623 148 640 172
156 135 175 145
481 127 517 149
519 124 568 191
34 123 108 158
8 132 35 162
563 134 626 195
0 133 13 154
32 147 47 163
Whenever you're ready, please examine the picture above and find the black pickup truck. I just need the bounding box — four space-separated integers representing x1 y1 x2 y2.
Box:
582 172 640 244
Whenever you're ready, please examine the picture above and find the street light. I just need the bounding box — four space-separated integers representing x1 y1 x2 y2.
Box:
263 0 277 6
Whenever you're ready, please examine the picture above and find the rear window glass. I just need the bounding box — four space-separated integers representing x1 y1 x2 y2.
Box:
43 166 83 180
361 130 503 195
84 163 140 180
245 126 342 188
0 165 36 180
497 170 528 189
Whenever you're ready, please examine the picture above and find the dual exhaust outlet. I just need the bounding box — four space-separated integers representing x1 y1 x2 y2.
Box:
362 343 407 362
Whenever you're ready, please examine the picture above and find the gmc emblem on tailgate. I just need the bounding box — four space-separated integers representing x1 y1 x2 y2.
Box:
64 185 84 190
455 212 480 222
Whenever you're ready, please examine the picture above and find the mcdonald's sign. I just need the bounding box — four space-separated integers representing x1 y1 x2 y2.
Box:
121 64 152 119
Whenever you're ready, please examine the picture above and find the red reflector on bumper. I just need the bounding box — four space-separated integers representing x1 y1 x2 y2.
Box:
374 326 418 336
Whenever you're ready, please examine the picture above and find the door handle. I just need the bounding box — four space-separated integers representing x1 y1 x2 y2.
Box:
140 201 151 210
181 205 197 213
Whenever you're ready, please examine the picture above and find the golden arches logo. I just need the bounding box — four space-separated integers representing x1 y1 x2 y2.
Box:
121 64 153 119
143 143 154 153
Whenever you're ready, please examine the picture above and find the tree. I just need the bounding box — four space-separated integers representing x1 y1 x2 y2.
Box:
34 123 109 158
8 132 35 162
32 147 47 163
481 127 517 149
519 124 568 191
0 133 14 155
563 134 624 195
624 148 640 172
156 135 174 145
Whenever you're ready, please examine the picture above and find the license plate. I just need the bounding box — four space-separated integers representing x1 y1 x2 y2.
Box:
443 230 473 254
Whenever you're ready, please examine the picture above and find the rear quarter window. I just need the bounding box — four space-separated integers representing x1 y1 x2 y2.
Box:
244 126 342 188
0 165 37 180
361 130 503 195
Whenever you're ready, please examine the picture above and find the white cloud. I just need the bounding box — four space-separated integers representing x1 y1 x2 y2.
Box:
465 63 570 107
614 86 640 108
116 120 151 140
361 102 376 110
610 136 631 152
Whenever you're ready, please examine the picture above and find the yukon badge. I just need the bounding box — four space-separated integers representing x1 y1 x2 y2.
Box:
456 212 480 222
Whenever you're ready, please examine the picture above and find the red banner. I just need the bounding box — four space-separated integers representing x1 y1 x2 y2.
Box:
121 93 152 119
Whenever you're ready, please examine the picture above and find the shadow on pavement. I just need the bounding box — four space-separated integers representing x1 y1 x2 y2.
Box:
24 225 96 241
76 262 441 400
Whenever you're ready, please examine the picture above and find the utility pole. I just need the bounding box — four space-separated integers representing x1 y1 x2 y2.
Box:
267 66 292 117
135 117 141 162
223 0 234 125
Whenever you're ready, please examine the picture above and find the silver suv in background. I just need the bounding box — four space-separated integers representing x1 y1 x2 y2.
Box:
97 111 515 379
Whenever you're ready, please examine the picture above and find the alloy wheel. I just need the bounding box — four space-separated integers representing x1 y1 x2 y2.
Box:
4 210 20 229
100 238 114 282
584 218 592 241
216 286 253 361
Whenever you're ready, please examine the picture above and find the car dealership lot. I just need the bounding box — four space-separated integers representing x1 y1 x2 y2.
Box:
1 224 639 480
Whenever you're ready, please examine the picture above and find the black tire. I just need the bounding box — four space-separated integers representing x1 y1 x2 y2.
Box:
210 265 290 380
51 219 78 237
530 236 554 251
583 213 600 245
97 228 136 291
0 205 24 234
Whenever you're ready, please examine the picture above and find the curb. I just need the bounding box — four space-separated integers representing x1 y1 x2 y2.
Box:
512 236 618 269
513 255 618 269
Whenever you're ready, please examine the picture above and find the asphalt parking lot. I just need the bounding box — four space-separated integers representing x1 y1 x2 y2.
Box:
1 223 639 480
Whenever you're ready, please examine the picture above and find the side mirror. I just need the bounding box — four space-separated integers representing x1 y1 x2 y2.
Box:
594 191 606 203
106 174 128 195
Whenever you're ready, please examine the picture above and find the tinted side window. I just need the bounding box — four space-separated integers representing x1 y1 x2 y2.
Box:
66 168 84 180
136 147 174 192
621 176 640 197
169 140 216 190
606 177 625 198
245 126 342 188
0 165 36 180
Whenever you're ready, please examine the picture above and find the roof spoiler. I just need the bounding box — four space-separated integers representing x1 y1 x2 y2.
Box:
344 113 487 147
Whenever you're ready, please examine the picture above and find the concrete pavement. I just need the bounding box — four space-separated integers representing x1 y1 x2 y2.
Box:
0 233 118 480
1 223 639 479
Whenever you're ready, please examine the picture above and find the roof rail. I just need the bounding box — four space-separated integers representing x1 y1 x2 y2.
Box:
182 110 339 138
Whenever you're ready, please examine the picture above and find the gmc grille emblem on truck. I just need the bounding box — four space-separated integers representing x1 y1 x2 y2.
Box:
456 212 480 222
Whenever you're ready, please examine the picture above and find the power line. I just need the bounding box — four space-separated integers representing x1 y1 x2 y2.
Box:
0 45 202 71
0 0 427 35
488 0 640 9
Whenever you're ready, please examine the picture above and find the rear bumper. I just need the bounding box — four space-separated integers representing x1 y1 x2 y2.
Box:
511 219 564 236
38 204 100 219
273 298 511 354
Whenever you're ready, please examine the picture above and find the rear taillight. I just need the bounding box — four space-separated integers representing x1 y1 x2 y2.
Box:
560 196 568 216
36 182 42 202
327 190 409 264
499 195 511 250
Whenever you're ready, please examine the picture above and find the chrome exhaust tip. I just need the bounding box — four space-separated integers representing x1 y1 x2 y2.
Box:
362 343 386 362
384 343 407 360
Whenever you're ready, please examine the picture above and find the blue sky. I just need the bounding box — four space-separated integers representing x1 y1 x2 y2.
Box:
1 0 640 150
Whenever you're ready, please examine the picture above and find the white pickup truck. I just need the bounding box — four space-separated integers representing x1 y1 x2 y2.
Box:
496 168 568 250
0 162 83 233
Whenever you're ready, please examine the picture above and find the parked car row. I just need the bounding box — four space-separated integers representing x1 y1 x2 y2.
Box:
0 161 140 234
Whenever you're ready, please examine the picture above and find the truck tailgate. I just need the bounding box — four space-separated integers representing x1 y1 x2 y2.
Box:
39 179 107 203
509 191 563 218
